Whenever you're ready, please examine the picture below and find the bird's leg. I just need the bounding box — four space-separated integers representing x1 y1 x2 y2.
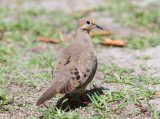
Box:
65 94 77 103
80 93 90 102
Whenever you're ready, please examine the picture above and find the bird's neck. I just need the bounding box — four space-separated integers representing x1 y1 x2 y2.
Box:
74 28 93 46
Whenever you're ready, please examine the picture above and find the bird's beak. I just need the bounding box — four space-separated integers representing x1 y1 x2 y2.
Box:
96 24 103 30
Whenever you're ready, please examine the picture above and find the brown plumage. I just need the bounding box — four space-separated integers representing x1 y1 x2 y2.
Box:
36 17 103 106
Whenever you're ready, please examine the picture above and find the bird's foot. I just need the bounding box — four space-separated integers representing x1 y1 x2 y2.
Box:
65 94 78 103
67 99 78 103
80 93 90 103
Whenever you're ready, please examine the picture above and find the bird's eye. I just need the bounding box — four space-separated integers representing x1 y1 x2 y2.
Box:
86 21 91 25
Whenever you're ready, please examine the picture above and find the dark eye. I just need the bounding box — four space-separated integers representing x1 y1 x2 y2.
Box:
86 21 91 25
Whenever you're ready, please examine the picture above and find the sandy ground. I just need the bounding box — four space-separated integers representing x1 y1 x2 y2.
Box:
0 0 160 118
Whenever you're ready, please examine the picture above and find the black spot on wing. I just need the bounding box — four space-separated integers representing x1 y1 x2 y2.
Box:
87 69 90 72
76 75 80 80
82 72 87 77
64 56 71 65
74 71 79 75
67 56 71 60
64 60 70 65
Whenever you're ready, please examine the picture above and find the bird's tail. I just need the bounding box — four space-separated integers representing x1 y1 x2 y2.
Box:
36 78 65 106
36 82 60 106
36 70 71 106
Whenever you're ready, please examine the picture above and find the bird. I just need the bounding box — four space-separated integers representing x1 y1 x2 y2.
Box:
36 17 103 106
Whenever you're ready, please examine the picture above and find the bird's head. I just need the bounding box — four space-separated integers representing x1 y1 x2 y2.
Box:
78 17 103 32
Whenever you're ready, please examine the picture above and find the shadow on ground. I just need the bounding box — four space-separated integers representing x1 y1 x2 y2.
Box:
55 86 106 111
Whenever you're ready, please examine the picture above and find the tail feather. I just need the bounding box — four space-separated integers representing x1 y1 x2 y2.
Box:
36 70 71 106
36 83 60 106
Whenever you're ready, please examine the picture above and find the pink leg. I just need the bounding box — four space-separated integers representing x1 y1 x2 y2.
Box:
65 94 77 103
80 93 90 102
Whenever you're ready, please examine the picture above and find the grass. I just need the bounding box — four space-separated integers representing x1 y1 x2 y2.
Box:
104 0 160 49
0 0 160 118
36 64 160 119
105 0 160 29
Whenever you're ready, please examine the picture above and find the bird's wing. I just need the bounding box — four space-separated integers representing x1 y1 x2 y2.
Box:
36 43 97 105
58 43 97 94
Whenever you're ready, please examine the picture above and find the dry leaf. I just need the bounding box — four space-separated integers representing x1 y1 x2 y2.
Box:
90 30 110 37
79 8 92 14
38 36 60 43
155 92 160 97
5 39 11 43
38 36 71 43
139 106 147 113
135 103 147 113
101 38 126 47
38 31 75 43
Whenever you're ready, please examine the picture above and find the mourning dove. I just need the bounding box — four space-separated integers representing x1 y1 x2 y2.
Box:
36 17 103 106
